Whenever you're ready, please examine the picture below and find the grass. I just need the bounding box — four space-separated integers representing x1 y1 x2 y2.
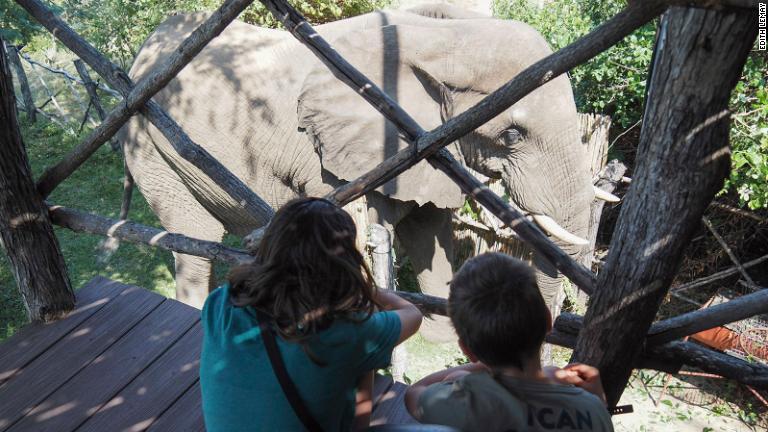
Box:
0 117 176 341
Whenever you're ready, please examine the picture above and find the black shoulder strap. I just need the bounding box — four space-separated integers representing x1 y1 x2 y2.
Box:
255 310 325 432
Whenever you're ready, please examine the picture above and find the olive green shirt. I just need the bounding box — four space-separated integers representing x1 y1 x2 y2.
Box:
417 372 614 432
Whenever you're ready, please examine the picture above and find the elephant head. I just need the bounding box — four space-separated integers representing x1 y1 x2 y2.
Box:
298 18 594 309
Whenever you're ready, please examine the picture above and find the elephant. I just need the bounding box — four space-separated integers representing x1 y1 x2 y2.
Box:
119 4 598 341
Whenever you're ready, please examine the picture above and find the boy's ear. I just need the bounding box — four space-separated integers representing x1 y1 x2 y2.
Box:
458 338 479 363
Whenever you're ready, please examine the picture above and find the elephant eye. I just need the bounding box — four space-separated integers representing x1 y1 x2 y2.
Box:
501 128 523 145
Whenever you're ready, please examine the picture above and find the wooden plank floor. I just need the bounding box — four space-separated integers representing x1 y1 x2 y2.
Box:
0 276 415 431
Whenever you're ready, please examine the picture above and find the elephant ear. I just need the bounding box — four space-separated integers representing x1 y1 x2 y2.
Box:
298 25 464 208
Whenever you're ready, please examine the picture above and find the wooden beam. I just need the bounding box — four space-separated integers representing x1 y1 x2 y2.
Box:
671 254 768 293
571 6 758 406
646 289 768 346
17 0 273 229
557 286 768 348
48 205 254 266
428 151 596 294
0 40 74 321
552 313 768 390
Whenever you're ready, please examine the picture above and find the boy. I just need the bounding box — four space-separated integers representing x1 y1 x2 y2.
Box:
405 253 613 431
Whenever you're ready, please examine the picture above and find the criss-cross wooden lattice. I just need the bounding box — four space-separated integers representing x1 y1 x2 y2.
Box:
4 0 764 404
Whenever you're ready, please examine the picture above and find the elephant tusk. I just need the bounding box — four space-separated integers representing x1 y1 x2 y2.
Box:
531 214 590 246
593 186 620 203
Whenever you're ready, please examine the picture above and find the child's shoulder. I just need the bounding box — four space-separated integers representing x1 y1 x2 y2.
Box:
203 283 231 311
201 283 236 328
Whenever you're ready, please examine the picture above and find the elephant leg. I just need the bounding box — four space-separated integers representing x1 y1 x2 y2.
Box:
122 117 225 309
395 203 456 343
164 201 225 308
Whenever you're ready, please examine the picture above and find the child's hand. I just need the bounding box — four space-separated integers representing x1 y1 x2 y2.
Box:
546 363 607 404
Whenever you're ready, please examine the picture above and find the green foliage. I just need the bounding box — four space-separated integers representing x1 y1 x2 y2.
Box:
493 0 768 210
0 0 49 44
58 0 390 68
493 0 654 128
241 0 391 29
725 53 768 210
60 0 222 68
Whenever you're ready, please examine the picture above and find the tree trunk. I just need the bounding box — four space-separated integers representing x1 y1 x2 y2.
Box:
571 6 757 406
4 43 36 123
0 40 74 321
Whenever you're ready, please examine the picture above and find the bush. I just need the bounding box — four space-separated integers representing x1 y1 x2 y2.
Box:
60 0 391 68
493 0 768 210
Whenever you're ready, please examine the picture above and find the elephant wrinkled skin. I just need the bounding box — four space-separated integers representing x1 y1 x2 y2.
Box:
119 5 593 341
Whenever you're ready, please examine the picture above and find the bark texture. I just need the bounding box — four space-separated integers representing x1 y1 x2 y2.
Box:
571 6 758 406
0 40 74 321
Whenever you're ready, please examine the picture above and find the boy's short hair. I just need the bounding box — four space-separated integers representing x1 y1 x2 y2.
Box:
449 253 549 369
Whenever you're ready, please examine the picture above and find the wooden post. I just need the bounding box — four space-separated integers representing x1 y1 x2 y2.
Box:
343 196 370 260
571 6 757 406
0 40 74 321
4 43 35 123
369 224 407 381
74 59 117 151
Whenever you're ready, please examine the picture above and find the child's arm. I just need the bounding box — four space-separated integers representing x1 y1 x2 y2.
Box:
375 288 422 345
405 362 488 420
353 371 374 431
546 363 607 404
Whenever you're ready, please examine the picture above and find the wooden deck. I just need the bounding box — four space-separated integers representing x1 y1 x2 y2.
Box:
0 276 415 431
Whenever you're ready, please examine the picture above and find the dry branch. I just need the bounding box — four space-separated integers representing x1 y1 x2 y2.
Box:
18 52 119 96
671 254 768 292
74 59 117 150
48 205 254 266
19 0 272 229
702 216 756 285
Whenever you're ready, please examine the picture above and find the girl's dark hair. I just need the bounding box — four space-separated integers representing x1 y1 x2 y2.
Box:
229 197 377 344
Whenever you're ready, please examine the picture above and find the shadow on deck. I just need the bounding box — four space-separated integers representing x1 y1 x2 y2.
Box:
0 277 416 431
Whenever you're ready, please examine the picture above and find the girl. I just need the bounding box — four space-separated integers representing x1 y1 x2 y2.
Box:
200 197 422 431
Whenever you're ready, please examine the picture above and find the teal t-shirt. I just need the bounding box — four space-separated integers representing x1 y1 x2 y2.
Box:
200 284 401 431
